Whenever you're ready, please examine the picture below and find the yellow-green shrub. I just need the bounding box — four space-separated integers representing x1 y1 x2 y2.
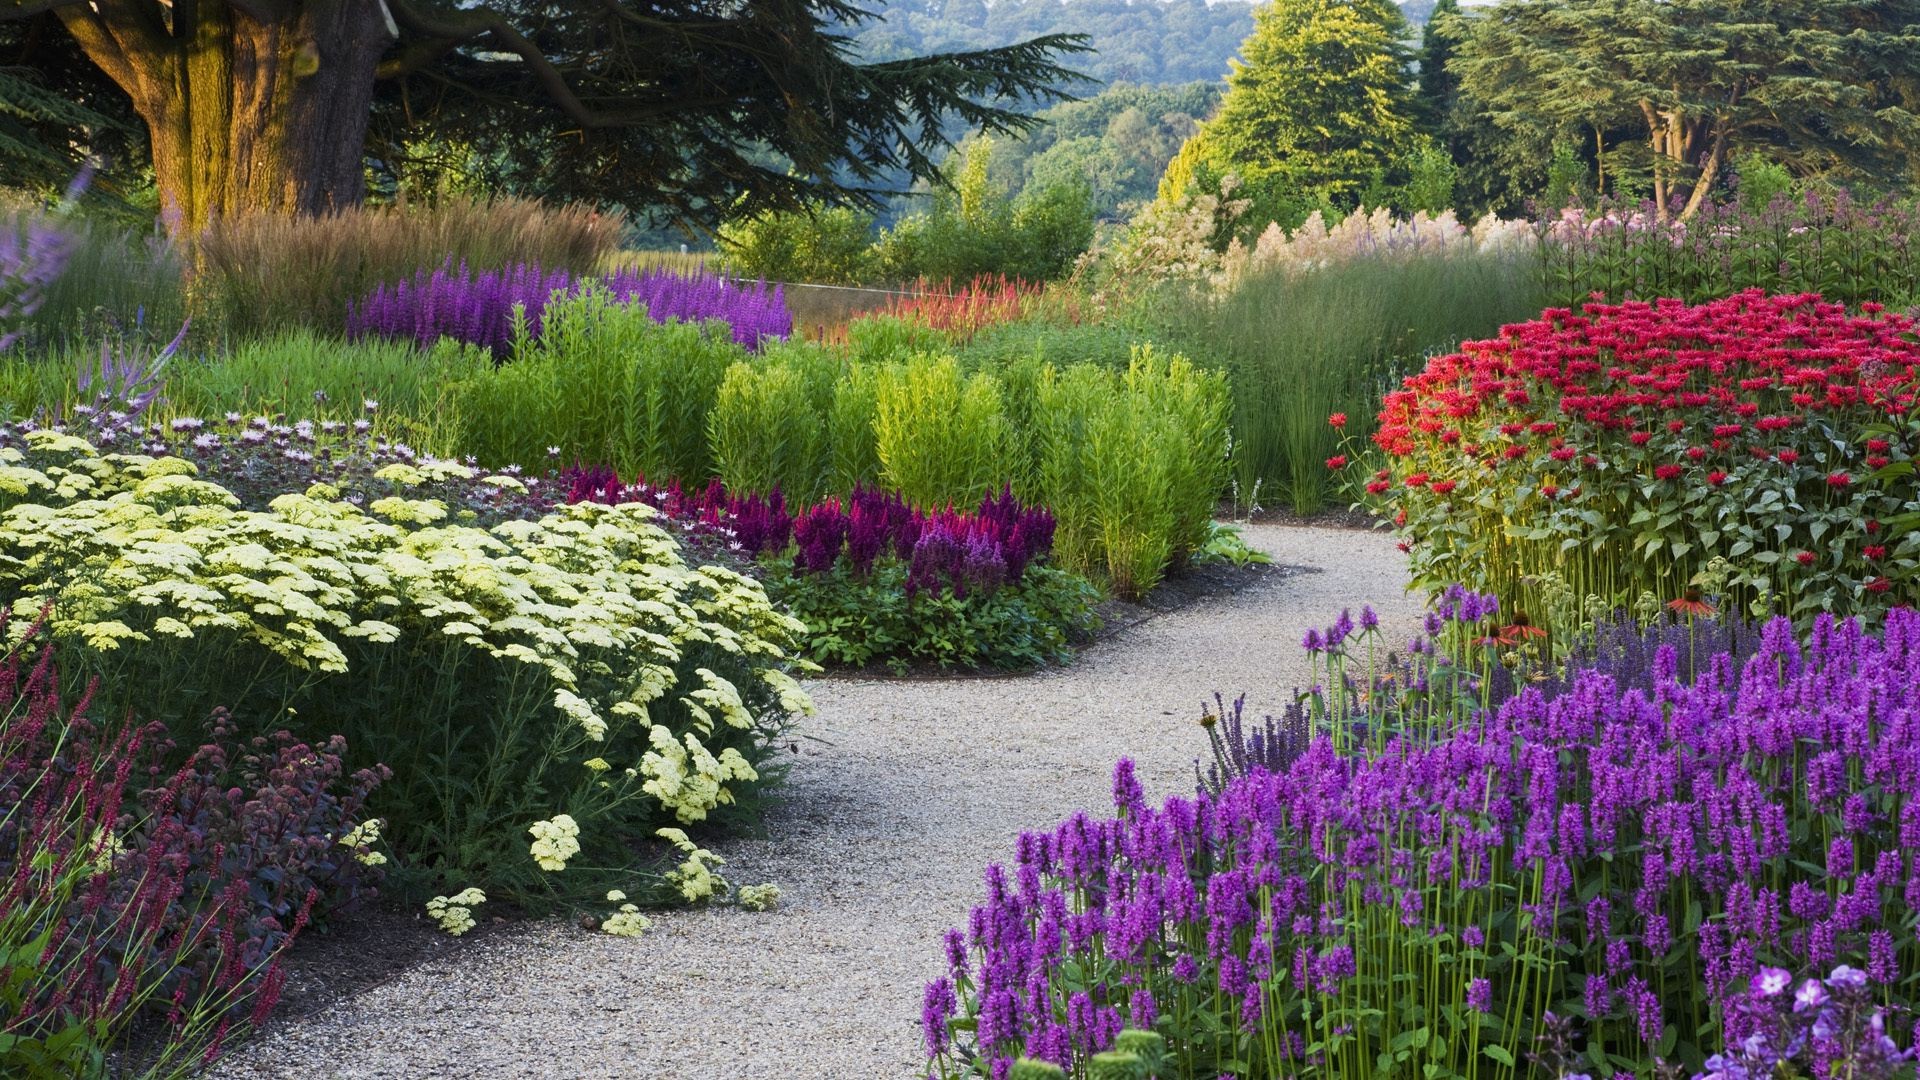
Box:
709 361 826 500
1028 347 1230 597
0 430 809 905
873 354 1009 508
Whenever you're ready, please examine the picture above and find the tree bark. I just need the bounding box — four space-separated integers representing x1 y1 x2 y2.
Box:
53 0 394 234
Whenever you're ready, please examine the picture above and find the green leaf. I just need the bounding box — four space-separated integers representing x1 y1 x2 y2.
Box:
1484 1045 1515 1068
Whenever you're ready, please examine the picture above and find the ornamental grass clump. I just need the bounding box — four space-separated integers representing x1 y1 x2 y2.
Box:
0 429 809 907
1363 290 1920 629
925 606 1920 1079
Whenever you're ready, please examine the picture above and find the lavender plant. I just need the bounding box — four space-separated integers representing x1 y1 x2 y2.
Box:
926 607 1920 1079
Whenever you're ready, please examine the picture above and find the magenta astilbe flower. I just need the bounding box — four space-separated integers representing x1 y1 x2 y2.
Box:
792 500 849 574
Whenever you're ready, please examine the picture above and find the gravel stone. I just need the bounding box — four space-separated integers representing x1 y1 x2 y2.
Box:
213 523 1414 1080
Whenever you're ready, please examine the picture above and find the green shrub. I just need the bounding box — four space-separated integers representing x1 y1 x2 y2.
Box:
716 206 877 285
0 430 807 906
1027 347 1230 598
873 354 1009 508
762 561 1098 672
826 361 883 495
450 287 736 479
955 317 1146 373
709 360 826 500
874 141 1095 284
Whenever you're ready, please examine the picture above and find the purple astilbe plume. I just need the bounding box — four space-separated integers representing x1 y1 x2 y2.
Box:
927 605 1920 1078
845 486 907 575
792 499 850 574
562 469 1056 599
346 262 791 357
907 519 967 596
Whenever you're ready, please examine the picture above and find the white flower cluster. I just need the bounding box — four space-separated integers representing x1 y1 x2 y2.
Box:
736 883 781 911
337 818 388 866
528 813 581 872
0 432 812 836
1218 207 1536 287
426 887 487 935
601 889 652 938
656 827 727 903
640 723 759 824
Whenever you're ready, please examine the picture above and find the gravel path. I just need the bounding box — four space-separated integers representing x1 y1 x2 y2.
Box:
216 523 1415 1080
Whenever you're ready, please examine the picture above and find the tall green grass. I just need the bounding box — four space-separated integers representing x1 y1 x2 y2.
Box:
1146 251 1545 514
2 213 190 348
0 329 480 452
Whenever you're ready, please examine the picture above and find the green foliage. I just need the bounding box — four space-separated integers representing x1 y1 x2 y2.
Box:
877 140 1096 283
1027 347 1230 598
717 207 877 286
1398 137 1459 214
955 318 1145 374
720 141 1095 285
763 561 1098 673
1541 141 1591 210
1734 152 1796 211
872 354 1008 508
1194 521 1272 567
450 288 736 480
709 361 827 501
970 82 1224 220
1450 0 1920 215
0 430 807 906
826 361 883 495
1171 0 1415 221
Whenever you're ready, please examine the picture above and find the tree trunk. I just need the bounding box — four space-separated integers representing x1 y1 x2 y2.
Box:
55 1 393 234
1679 126 1728 221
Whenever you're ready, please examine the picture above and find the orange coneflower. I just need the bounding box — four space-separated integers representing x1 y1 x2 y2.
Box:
1497 611 1549 645
1666 586 1716 618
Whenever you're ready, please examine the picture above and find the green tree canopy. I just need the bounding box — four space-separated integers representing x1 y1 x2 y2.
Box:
1164 0 1415 219
1451 0 1920 219
0 1 1089 233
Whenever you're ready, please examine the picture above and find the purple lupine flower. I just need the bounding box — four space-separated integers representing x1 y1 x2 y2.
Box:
1466 977 1492 1013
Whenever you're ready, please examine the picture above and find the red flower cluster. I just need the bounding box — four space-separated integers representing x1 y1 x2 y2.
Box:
1366 290 1920 624
1377 292 1920 459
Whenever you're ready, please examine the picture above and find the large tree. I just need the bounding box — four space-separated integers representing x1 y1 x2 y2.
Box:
1163 0 1414 218
1451 0 1920 219
0 1 1086 232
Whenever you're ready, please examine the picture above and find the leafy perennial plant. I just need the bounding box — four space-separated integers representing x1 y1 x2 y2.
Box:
0 429 808 905
565 472 1099 670
925 606 1920 1079
1364 291 1920 629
